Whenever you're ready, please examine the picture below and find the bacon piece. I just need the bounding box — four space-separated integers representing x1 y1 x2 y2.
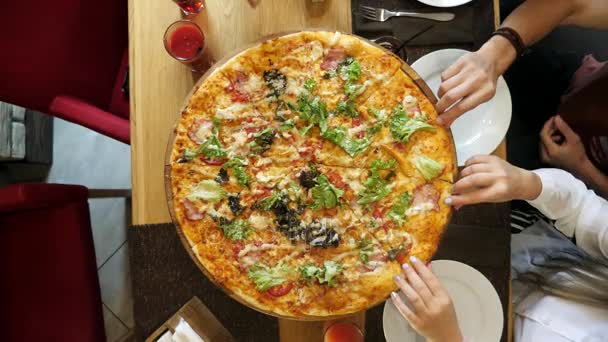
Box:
226 71 250 103
369 251 389 262
183 199 204 221
413 184 440 212
267 283 294 297
326 170 346 189
321 48 346 70
187 119 213 144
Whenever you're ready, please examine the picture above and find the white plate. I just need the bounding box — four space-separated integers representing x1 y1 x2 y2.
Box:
412 49 512 166
416 0 473 7
383 260 503 342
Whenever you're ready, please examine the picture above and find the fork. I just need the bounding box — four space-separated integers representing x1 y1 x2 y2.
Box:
358 5 455 22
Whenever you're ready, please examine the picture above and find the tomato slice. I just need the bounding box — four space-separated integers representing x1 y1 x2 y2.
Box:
326 170 346 189
202 157 226 165
395 251 407 264
267 282 293 297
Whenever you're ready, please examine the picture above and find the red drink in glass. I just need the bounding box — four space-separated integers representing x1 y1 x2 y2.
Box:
172 0 204 15
164 20 206 71
324 322 364 342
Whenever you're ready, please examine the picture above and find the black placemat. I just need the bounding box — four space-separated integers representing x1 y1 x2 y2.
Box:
130 203 510 342
128 223 278 342
366 220 510 342
352 0 497 63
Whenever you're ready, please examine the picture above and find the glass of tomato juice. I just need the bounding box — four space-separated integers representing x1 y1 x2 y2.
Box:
324 321 364 342
163 20 206 71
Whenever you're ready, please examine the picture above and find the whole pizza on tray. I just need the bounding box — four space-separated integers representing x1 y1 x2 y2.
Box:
168 31 457 318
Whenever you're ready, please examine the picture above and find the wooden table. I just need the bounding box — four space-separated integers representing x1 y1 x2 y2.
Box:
129 0 507 341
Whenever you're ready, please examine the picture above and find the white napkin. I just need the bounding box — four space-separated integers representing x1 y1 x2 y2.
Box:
171 318 205 342
157 330 174 342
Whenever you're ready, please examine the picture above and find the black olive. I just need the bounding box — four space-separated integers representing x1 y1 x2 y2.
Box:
228 194 243 214
299 170 318 189
263 69 287 98
215 168 229 184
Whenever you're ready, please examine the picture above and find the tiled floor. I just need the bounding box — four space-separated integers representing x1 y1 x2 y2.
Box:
46 117 133 341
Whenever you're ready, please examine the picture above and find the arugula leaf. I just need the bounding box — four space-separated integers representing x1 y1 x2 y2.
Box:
310 174 344 210
357 239 374 264
218 218 252 241
224 156 250 186
357 159 396 205
298 261 343 286
299 123 314 136
294 94 329 130
304 79 317 93
259 190 284 210
321 261 343 286
335 99 358 117
187 180 226 203
248 263 291 291
410 155 444 181
321 126 371 157
369 107 387 121
200 135 228 159
249 128 276 155
366 107 388 136
387 192 412 224
279 119 295 132
181 148 199 162
299 263 323 281
338 57 361 82
344 81 364 98
389 105 435 143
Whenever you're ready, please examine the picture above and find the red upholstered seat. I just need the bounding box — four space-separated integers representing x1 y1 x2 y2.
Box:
0 0 130 144
0 184 105 342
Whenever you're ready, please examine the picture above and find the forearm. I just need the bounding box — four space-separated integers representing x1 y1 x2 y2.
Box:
500 0 579 47
576 159 608 199
477 0 603 78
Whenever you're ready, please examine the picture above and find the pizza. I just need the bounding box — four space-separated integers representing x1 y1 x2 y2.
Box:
168 31 457 318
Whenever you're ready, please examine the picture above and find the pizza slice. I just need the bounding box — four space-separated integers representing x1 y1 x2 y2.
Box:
311 32 402 111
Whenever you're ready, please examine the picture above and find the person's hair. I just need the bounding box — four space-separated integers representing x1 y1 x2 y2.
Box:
514 248 608 306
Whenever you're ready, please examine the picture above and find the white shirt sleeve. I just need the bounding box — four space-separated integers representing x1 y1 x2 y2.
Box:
526 168 608 259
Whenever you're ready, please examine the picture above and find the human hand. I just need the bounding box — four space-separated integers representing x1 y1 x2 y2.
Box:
435 35 516 127
447 155 542 208
540 115 588 173
391 257 463 342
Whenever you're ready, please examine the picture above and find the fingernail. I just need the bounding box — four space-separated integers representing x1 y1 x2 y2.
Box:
391 291 398 299
394 275 402 282
410 256 419 263
444 197 452 205
401 263 409 270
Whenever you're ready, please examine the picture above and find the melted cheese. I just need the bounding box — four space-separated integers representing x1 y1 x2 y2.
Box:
285 78 304 97
332 250 359 262
403 95 417 105
406 202 435 216
347 125 368 136
248 213 273 230
238 243 286 258
243 73 263 94
215 103 249 120
329 32 342 46
194 123 212 142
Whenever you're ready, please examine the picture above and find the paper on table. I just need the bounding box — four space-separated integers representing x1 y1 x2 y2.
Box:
172 318 205 342
157 330 174 342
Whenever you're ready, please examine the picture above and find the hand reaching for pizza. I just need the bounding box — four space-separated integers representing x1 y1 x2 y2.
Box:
539 115 588 173
447 155 542 208
391 257 463 342
435 51 499 127
435 35 517 127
